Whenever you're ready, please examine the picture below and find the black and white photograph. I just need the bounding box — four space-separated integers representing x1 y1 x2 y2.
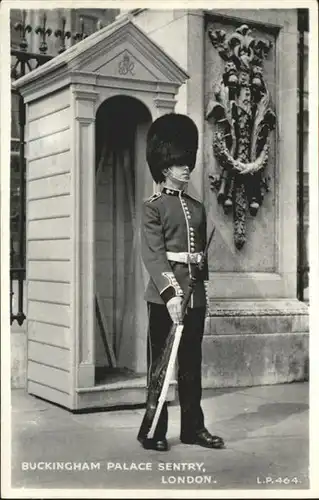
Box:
1 0 318 497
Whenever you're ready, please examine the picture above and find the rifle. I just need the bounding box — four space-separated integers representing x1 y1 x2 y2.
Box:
137 225 216 443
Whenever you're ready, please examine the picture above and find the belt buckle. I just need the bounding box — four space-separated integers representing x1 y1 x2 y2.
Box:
190 253 203 265
188 253 199 264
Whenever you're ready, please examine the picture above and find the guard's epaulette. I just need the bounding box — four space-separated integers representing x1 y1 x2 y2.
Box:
145 192 162 203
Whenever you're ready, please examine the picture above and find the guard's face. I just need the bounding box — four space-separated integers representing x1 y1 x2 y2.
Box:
166 165 190 183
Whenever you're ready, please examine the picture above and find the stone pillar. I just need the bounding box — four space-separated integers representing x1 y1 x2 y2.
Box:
186 10 205 200
72 86 99 388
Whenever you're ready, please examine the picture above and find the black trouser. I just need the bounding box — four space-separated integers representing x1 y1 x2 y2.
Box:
146 302 206 439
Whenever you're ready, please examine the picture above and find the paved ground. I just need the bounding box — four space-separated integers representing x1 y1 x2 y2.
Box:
9 382 310 495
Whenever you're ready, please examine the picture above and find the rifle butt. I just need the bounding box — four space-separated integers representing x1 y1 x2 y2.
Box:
137 403 156 441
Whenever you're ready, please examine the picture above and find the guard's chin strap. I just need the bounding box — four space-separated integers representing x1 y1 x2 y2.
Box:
166 168 189 185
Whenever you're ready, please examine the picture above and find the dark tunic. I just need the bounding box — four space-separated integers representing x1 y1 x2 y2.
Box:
141 186 209 309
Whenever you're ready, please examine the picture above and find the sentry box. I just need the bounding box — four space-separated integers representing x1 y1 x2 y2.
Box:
13 16 188 410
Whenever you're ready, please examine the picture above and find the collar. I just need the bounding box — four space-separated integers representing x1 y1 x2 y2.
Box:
162 186 185 197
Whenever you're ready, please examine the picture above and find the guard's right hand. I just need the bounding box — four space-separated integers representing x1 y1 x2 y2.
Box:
166 296 183 324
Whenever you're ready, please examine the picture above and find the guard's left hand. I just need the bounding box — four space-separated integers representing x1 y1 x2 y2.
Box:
166 296 183 324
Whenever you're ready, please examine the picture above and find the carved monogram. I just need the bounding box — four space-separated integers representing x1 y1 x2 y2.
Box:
206 24 276 249
118 52 135 76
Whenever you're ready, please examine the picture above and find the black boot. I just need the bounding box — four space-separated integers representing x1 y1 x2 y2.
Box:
181 428 225 449
138 435 169 451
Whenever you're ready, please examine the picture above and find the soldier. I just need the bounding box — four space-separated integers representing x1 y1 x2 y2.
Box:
138 113 225 452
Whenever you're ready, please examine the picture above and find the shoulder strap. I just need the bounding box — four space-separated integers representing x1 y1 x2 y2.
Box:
145 192 162 203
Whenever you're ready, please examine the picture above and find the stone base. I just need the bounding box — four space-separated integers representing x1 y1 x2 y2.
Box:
202 300 309 388
202 332 309 388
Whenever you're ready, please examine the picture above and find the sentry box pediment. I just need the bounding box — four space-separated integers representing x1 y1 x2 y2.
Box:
13 16 188 410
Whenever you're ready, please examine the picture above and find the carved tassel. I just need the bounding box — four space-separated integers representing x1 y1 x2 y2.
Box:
233 177 247 249
217 168 227 204
223 173 234 214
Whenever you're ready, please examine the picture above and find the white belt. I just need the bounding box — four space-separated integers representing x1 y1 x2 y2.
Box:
166 251 203 264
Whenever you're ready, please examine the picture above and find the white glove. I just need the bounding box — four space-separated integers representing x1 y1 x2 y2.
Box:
166 296 183 324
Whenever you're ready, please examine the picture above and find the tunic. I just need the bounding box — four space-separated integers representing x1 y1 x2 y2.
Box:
141 186 209 309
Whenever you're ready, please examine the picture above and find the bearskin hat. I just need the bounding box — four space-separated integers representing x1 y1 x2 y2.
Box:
146 113 198 184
